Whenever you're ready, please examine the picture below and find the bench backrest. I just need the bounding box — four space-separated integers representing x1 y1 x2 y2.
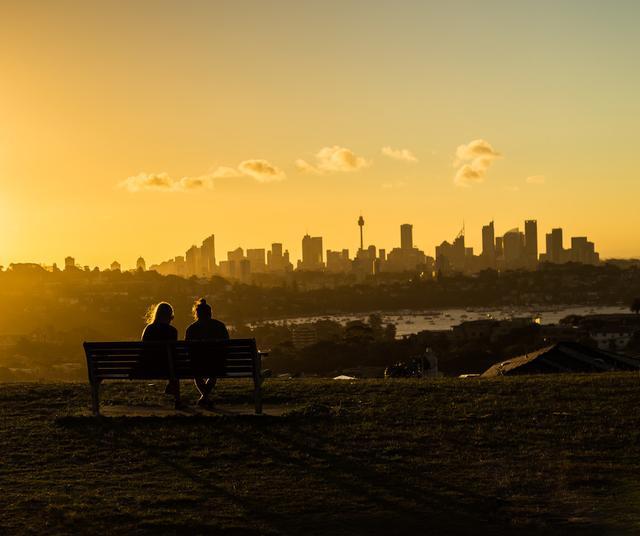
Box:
84 339 259 382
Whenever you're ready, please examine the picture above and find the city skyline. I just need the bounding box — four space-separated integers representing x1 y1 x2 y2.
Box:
2 1 640 267
49 216 601 276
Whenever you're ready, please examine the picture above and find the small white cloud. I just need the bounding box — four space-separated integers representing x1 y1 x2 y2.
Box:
238 159 286 183
295 159 322 175
525 175 545 185
381 146 418 163
296 145 370 174
212 166 243 178
452 139 502 187
121 159 286 192
119 172 213 193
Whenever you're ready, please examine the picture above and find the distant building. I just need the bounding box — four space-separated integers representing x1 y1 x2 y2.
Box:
524 220 538 267
590 329 633 351
384 224 429 273
503 228 525 269
482 342 640 377
326 249 351 273
400 224 413 250
435 231 467 273
481 221 496 268
299 234 324 271
267 243 293 273
546 228 564 263
185 245 201 277
110 261 121 271
64 256 76 271
201 235 216 276
136 257 146 271
570 237 599 265
541 227 599 266
246 248 266 273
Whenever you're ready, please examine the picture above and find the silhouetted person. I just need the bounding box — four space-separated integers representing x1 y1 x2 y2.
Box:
185 298 229 406
141 302 179 396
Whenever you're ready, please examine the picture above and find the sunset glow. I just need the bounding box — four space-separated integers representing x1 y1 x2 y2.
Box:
1 1 639 268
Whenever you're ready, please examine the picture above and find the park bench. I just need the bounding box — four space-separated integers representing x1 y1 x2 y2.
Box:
83 339 267 416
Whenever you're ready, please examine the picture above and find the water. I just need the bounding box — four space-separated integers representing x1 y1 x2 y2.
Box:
253 305 630 337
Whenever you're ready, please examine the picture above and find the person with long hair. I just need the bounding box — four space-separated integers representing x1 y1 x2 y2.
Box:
142 302 179 395
185 298 229 406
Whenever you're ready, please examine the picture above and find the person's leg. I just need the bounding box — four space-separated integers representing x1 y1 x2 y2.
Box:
194 377 214 406
204 377 217 395
194 377 208 396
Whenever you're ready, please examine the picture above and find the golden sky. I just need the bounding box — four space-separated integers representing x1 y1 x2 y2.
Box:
1 1 639 268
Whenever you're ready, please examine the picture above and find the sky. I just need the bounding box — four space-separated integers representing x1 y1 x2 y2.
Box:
1 0 639 268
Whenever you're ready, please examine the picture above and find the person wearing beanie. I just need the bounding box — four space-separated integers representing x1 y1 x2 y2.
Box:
185 298 230 407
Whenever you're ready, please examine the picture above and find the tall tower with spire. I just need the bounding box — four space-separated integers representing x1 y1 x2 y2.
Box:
357 215 364 251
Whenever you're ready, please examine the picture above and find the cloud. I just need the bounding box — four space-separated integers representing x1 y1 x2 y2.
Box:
454 139 501 165
525 175 545 185
212 166 243 178
452 139 502 187
121 159 286 192
295 159 322 175
297 145 370 174
120 172 215 192
381 146 418 163
119 172 208 193
177 174 214 190
238 159 286 182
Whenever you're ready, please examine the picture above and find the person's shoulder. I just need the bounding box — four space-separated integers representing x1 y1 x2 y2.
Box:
185 321 198 337
211 318 229 331
141 323 152 340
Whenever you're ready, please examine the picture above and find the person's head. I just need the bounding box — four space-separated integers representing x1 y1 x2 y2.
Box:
192 298 212 320
146 302 174 325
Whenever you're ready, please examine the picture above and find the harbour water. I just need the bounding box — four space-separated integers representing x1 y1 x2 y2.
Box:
255 305 630 337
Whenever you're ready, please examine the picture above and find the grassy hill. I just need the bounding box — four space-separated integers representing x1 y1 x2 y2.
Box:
2 374 640 535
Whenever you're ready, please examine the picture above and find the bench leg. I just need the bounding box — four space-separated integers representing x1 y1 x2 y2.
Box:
173 380 182 410
91 381 101 416
254 381 263 415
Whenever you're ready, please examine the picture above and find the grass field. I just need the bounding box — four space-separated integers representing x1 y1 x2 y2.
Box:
2 374 640 535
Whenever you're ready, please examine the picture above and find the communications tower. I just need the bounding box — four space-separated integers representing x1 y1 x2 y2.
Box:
357 215 364 251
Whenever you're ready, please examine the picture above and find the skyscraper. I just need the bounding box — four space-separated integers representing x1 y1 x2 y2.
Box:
481 221 495 266
546 228 564 263
400 224 413 250
524 220 538 266
267 243 293 273
300 234 324 271
185 245 201 276
503 228 525 269
200 234 216 276
246 248 266 273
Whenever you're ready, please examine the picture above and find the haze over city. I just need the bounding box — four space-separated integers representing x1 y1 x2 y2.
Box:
2 1 640 267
